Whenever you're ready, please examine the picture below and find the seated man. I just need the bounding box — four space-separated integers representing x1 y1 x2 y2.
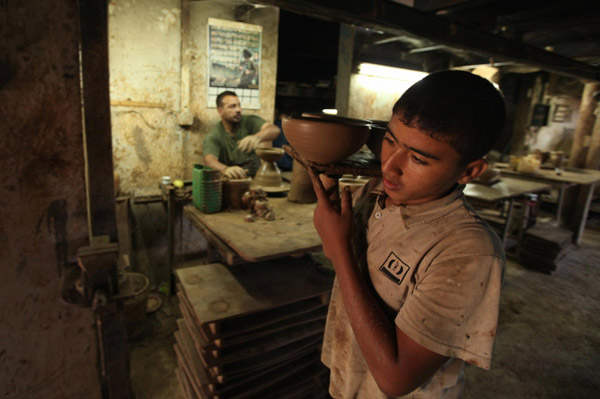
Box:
203 91 280 179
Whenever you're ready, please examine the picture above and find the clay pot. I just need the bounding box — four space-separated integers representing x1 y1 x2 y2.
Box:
287 161 316 204
366 119 387 159
301 112 372 125
252 148 289 192
282 115 371 164
222 178 251 209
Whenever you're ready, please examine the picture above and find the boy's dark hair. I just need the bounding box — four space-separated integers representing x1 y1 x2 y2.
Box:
392 70 506 164
216 90 238 108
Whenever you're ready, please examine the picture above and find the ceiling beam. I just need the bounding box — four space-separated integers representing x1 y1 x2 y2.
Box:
252 0 600 81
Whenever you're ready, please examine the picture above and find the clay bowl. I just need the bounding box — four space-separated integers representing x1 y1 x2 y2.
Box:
282 115 371 164
255 147 284 162
301 112 373 126
366 119 388 159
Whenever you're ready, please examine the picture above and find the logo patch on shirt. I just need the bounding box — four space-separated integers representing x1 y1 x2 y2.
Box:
379 252 410 285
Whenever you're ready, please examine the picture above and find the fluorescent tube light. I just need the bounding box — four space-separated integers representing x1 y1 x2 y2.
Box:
357 63 428 81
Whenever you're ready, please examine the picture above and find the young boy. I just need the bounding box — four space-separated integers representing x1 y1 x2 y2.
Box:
309 70 506 399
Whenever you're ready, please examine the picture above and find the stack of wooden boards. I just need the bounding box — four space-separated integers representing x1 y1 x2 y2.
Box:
520 222 573 273
173 258 334 399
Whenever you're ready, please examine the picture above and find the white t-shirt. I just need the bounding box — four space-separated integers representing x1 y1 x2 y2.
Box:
321 180 505 399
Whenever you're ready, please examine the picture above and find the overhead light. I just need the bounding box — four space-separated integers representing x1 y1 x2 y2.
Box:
322 109 338 115
357 63 428 81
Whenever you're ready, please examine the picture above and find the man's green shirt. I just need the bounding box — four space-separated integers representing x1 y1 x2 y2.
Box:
202 115 265 176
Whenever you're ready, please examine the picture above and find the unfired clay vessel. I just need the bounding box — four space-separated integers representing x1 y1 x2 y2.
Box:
252 148 290 193
282 115 371 164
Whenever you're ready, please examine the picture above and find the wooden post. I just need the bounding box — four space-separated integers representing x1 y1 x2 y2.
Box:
563 82 600 244
569 82 600 168
585 103 600 169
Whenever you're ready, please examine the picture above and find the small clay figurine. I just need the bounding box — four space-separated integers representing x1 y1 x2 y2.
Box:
241 189 276 221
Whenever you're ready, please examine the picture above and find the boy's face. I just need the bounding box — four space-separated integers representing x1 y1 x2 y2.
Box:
380 114 486 206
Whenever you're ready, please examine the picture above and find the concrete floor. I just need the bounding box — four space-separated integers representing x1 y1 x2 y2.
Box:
129 227 600 399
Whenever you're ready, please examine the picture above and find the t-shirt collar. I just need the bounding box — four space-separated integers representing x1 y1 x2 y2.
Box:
369 179 466 224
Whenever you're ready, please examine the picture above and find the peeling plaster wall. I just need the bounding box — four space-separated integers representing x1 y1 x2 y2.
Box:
347 73 416 121
109 0 279 193
109 0 184 193
0 1 101 398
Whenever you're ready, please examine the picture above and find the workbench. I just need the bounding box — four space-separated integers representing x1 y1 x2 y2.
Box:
177 189 330 398
183 197 321 265
493 163 600 244
464 177 551 248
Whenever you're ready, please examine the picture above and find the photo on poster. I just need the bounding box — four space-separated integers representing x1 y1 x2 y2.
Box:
208 18 261 109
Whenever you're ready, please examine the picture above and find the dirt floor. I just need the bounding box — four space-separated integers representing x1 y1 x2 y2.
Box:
129 227 600 399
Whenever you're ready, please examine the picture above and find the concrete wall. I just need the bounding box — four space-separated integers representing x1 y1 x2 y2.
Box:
0 1 101 398
109 0 280 193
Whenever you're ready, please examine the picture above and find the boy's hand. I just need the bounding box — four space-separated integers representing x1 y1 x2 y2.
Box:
308 168 354 260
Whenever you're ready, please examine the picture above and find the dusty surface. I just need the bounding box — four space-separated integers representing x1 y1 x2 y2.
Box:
463 228 600 399
130 228 600 399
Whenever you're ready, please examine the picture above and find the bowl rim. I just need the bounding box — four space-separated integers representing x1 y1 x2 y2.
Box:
283 114 373 128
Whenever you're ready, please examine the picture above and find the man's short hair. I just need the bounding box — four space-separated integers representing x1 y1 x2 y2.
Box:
393 70 506 164
216 91 238 108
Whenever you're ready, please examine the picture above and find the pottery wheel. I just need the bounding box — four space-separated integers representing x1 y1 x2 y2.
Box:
250 181 290 193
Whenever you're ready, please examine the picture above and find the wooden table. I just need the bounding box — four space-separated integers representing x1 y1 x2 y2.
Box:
464 176 551 247
493 163 600 244
184 197 321 265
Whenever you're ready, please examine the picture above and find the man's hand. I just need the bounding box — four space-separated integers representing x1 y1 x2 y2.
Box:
308 169 354 260
237 135 262 153
224 166 247 180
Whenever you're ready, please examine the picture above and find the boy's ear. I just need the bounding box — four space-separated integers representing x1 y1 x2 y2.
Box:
457 159 488 185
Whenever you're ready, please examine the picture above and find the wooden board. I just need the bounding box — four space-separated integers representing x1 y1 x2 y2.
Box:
464 176 551 202
207 335 323 382
284 144 381 177
175 344 208 399
495 163 600 185
200 319 325 367
175 260 333 333
184 198 321 262
176 366 199 399
179 287 328 345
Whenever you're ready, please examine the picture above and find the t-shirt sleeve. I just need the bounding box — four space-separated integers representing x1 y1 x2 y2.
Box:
395 246 503 370
202 133 221 158
243 115 267 136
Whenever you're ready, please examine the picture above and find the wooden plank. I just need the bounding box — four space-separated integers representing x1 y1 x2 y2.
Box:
175 344 208 399
175 331 213 395
110 100 166 108
180 290 327 355
200 319 325 367
182 293 329 345
215 352 321 398
176 367 198 399
495 163 600 186
183 198 321 262
208 304 327 349
208 336 323 382
465 177 551 203
175 260 333 333
182 208 244 265
178 318 324 396
284 144 381 177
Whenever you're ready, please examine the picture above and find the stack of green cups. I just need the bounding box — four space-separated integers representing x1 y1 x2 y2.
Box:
193 164 222 213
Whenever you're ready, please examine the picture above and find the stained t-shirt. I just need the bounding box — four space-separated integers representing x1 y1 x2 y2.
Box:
321 179 505 399
202 115 265 176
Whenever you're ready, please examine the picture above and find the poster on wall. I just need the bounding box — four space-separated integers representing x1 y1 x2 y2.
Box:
208 18 262 110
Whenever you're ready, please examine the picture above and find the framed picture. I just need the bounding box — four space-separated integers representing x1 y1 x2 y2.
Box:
208 18 261 109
